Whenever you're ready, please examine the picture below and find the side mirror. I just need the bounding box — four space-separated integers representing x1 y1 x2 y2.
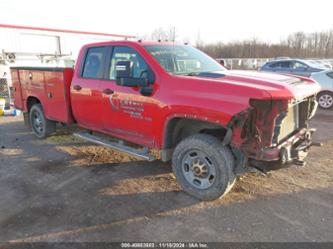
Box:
115 61 149 87
116 61 132 78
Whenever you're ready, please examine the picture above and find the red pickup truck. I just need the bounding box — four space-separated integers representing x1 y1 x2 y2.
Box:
11 41 320 200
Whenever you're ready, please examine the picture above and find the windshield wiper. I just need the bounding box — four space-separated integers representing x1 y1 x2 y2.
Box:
176 72 202 76
176 71 226 78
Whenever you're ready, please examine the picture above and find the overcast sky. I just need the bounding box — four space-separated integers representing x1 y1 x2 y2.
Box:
0 0 332 44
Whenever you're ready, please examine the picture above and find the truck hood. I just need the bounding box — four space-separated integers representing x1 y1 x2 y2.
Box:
171 70 320 125
198 70 321 101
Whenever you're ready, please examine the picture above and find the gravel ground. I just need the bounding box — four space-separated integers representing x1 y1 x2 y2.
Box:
0 109 332 242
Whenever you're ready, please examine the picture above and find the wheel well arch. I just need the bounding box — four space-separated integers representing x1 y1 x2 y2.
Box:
318 90 333 95
26 96 41 112
163 117 228 151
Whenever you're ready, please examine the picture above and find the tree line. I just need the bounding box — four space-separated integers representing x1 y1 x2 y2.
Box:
196 30 333 59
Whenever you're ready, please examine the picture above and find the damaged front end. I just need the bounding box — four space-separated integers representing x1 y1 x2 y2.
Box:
229 96 319 173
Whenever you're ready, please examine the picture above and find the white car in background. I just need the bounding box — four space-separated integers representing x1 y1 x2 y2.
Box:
311 70 333 109
314 60 333 70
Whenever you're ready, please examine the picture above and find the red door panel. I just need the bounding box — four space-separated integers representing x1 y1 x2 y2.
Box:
100 80 159 147
70 46 107 130
98 45 160 147
70 78 103 129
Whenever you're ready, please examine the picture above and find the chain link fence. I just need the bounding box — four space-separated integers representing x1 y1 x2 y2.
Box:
0 77 12 109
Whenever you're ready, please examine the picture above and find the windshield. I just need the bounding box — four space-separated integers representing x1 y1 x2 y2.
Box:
144 45 226 75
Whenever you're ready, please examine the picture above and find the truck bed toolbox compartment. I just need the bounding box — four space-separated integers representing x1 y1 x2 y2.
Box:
10 67 75 124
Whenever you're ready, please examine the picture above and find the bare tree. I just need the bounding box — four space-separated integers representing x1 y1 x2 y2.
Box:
197 30 333 59
150 27 176 41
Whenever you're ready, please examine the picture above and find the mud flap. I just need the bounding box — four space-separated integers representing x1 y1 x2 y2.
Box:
23 112 31 127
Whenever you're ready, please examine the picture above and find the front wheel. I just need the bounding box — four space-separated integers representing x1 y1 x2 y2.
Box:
317 91 333 109
172 134 236 201
29 104 56 138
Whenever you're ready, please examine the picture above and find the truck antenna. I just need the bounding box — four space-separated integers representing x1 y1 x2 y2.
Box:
173 26 176 44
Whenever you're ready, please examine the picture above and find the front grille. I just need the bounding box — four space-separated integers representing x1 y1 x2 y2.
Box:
273 104 300 144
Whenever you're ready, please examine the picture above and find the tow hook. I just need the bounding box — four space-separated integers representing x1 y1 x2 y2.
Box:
311 142 323 147
292 141 322 167
294 140 323 152
293 159 306 167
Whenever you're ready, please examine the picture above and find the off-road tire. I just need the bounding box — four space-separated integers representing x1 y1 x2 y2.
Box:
172 134 236 201
29 104 56 139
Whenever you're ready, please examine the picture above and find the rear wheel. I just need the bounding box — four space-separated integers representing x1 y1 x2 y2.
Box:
172 134 236 201
317 91 333 109
29 104 56 138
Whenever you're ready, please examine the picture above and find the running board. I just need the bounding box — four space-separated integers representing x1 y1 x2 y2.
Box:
73 131 155 161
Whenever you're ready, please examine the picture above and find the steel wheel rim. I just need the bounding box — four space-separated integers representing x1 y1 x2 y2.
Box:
181 149 217 190
32 111 44 135
319 94 333 108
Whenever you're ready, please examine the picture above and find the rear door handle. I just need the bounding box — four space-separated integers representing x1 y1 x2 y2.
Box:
73 85 82 91
103 88 114 95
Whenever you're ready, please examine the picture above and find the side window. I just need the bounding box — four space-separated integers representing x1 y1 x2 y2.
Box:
82 47 106 79
109 46 148 80
268 62 277 68
279 61 291 68
293 61 308 70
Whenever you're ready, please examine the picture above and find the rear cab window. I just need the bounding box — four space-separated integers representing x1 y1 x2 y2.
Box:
81 46 107 79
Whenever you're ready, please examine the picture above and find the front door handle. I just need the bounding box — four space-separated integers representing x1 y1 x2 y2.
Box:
73 85 82 91
103 88 114 95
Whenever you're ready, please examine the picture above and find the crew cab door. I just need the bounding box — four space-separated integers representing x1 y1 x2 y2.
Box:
99 46 157 147
70 46 107 129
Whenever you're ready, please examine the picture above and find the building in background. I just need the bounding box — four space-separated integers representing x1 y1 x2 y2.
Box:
0 23 134 82
0 24 134 107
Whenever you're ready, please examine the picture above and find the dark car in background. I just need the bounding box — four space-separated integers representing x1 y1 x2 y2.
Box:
260 59 327 77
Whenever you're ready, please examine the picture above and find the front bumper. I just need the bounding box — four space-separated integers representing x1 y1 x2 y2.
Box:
249 128 318 171
259 128 315 161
